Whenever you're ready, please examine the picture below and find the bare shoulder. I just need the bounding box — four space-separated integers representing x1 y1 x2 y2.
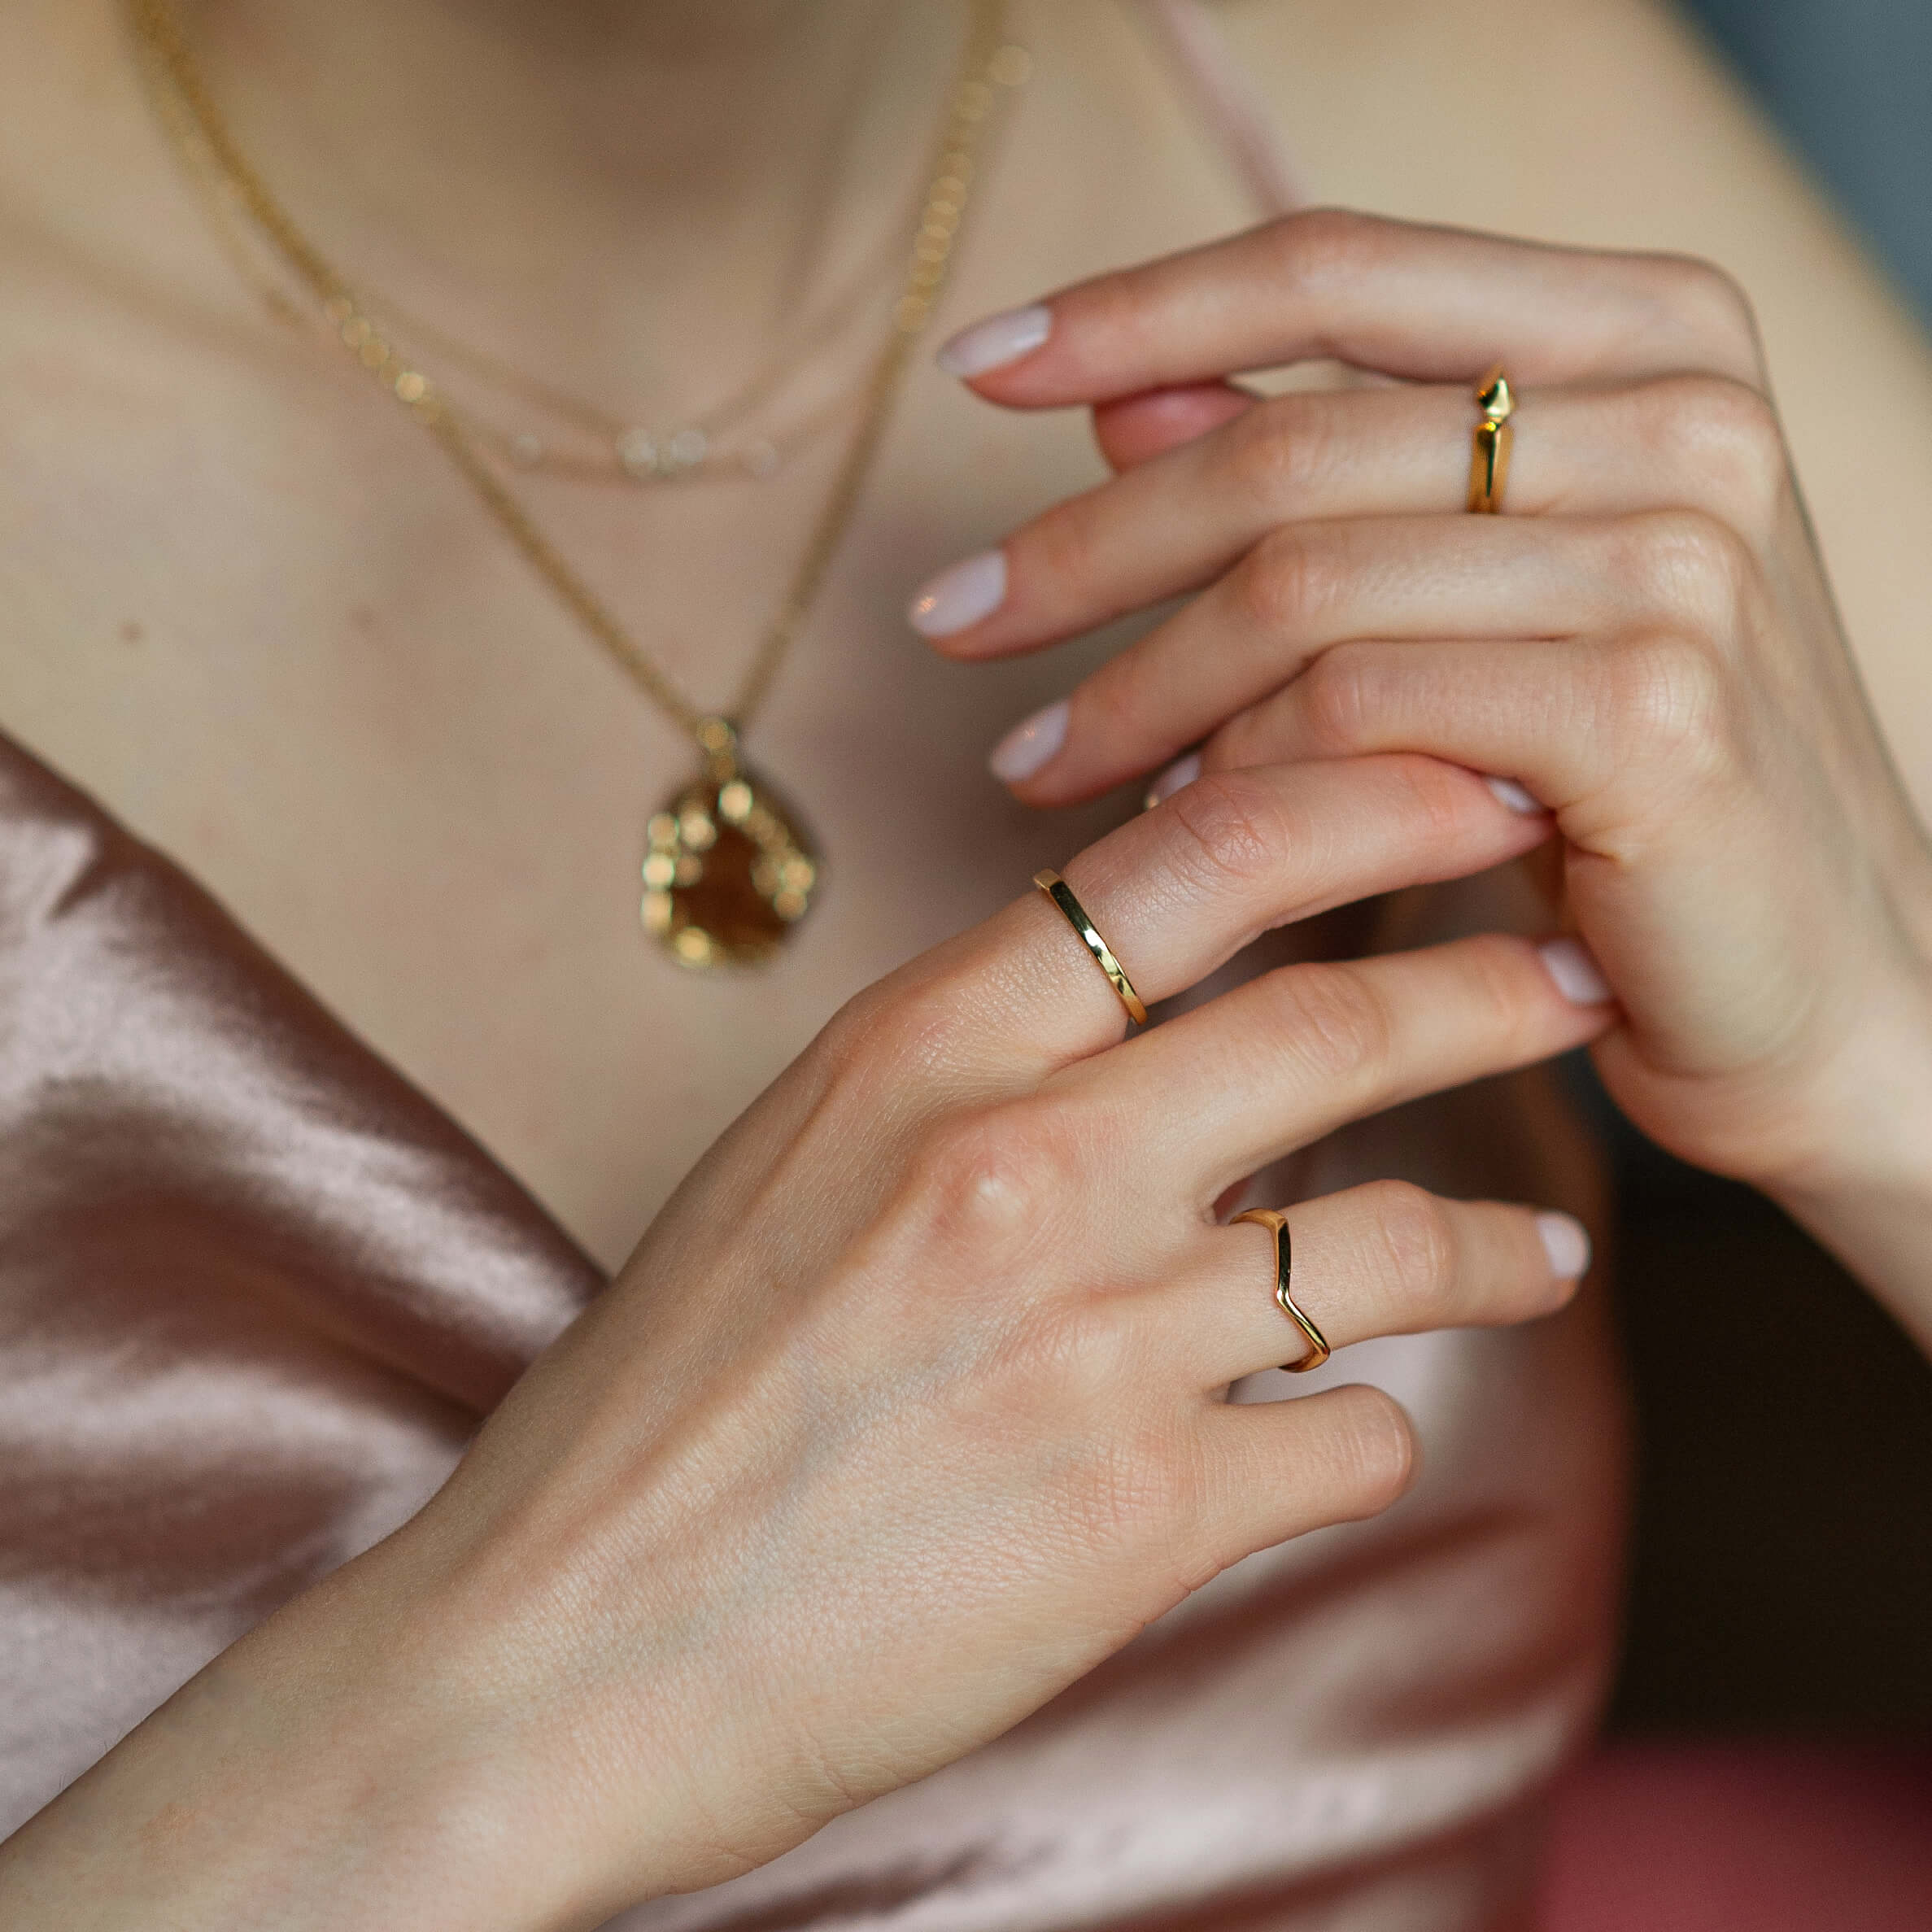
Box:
1211 0 1932 805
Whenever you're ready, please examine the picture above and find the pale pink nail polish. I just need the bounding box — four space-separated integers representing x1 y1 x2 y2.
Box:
1145 752 1202 807
908 549 1007 637
1485 775 1542 815
935 303 1052 377
1538 936 1613 1005
989 699 1068 783
1536 1211 1592 1280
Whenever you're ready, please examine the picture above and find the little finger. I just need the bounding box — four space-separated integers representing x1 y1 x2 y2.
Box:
1199 633 1721 835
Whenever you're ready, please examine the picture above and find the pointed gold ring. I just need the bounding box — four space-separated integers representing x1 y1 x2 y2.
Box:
1232 1207 1332 1372
1467 364 1515 514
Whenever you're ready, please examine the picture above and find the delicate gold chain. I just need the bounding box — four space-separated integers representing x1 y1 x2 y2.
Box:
126 0 1028 743
362 200 923 484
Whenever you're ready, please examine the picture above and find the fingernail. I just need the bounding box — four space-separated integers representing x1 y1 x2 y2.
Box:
1538 936 1613 1005
908 548 1007 637
1143 752 1201 809
988 699 1069 784
1536 1211 1592 1281
1485 775 1543 815
935 303 1053 377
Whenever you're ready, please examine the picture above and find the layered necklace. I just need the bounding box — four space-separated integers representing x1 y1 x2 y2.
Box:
126 0 1029 968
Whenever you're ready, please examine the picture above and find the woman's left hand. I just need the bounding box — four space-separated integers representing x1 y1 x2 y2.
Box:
912 210 1932 1322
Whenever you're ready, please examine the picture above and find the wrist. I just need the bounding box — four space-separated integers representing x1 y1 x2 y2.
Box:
0 1537 621 1932
1760 970 1932 1352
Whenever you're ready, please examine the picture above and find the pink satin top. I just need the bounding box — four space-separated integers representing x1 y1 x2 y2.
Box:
0 14 1626 1925
0 723 1624 1926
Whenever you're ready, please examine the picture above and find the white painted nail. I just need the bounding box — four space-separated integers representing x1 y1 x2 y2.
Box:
988 699 1069 784
1485 775 1543 815
908 548 1007 637
1536 1211 1592 1281
935 303 1053 377
1144 752 1202 808
1538 936 1613 1006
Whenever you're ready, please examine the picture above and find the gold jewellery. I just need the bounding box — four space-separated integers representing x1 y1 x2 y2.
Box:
1032 870 1149 1027
126 0 1031 969
1467 364 1515 514
1232 1208 1332 1373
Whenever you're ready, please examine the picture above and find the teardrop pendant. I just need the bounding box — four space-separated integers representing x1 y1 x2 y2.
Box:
640 720 818 969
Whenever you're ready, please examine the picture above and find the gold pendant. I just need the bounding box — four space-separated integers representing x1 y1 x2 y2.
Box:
641 720 818 969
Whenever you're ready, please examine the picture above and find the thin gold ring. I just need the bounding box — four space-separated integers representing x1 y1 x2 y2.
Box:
1467 364 1515 514
1032 869 1149 1026
1232 1207 1332 1372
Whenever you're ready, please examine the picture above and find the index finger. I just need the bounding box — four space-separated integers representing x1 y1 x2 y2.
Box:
940 207 1766 403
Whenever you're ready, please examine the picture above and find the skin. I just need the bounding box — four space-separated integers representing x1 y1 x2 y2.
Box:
929 208 1932 1349
0 0 1927 1921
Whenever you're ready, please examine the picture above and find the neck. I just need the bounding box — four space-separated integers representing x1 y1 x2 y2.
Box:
168 0 959 403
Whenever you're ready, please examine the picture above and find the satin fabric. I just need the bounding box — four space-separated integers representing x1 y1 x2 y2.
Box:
0 735 599 1832
0 730 1625 1929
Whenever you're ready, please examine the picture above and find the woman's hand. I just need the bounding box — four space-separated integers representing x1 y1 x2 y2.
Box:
914 209 1932 1340
0 752 1605 1932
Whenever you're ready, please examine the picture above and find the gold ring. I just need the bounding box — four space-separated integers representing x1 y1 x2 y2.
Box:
1232 1207 1331 1372
1033 869 1149 1026
1466 364 1515 514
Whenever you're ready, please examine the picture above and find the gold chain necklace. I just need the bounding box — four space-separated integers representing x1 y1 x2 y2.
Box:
126 0 1028 969
363 194 927 487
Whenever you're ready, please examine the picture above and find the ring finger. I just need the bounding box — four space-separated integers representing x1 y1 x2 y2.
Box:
983 510 1731 805
1160 1180 1591 1393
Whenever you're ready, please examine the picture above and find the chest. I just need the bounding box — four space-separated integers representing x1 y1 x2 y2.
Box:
0 5 1256 1264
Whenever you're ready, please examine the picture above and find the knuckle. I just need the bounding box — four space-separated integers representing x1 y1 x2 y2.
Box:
1019 489 1108 600
1640 252 1764 371
1076 654 1158 751
1269 206 1382 292
1232 525 1334 635
1390 752 1487 845
1293 644 1376 752
1645 373 1789 534
909 1097 1088 1255
818 966 971 1085
1454 931 1542 1047
1260 960 1397 1088
1160 769 1289 892
1359 1180 1459 1319
1601 627 1739 790
1222 394 1339 512
1617 507 1752 635
1314 1385 1417 1519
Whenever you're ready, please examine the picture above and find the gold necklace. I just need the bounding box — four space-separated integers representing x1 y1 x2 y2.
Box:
364 198 927 487
126 0 1029 969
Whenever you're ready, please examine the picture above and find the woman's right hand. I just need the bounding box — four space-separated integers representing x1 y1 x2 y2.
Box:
0 755 1611 1932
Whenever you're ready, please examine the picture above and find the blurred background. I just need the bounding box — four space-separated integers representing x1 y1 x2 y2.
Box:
1607 0 1932 1735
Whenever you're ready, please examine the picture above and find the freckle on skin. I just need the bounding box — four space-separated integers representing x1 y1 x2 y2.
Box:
120 621 143 645
350 605 376 634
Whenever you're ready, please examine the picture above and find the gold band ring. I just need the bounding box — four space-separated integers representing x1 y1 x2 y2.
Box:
1232 1207 1332 1372
1033 869 1149 1026
1466 364 1515 514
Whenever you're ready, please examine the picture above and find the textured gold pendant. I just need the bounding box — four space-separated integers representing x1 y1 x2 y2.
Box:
641 721 818 969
